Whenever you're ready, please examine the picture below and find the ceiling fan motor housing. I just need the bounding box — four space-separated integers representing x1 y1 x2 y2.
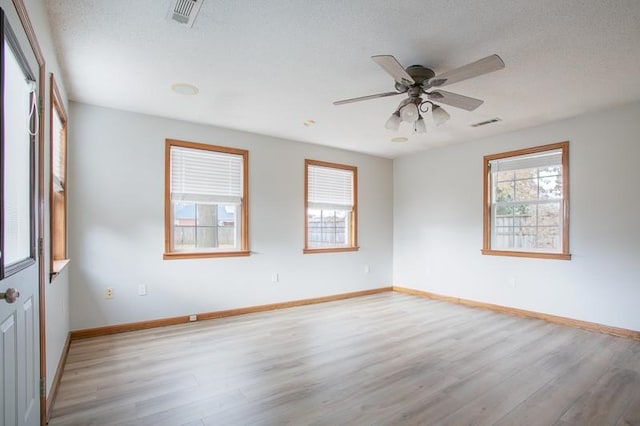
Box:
395 65 436 93
406 65 435 85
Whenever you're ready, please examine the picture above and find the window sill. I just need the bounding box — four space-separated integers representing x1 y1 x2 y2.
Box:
303 246 359 254
481 249 571 260
50 258 71 282
163 250 251 260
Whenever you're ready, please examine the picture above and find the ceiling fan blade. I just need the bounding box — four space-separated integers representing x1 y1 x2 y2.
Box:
371 55 415 87
428 54 505 87
428 90 484 111
333 91 402 105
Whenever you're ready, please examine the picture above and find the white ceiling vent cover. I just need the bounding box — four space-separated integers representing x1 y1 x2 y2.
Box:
167 0 204 28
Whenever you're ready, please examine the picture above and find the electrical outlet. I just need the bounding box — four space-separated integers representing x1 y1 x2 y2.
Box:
364 265 370 274
271 272 279 283
189 314 197 322
105 288 113 299
138 284 147 296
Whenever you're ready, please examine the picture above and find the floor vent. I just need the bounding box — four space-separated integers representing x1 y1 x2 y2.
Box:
470 118 502 127
168 0 204 28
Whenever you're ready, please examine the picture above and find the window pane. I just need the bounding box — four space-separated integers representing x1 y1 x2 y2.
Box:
513 228 537 249
539 176 562 200
195 202 217 249
496 170 515 182
495 205 513 216
173 202 194 249
514 204 532 217
514 167 536 180
172 201 239 251
218 204 237 248
539 166 561 178
307 208 351 248
494 227 513 249
538 202 561 226
3 40 33 266
515 210 537 227
536 226 560 250
515 178 538 201
196 226 216 249
495 181 514 202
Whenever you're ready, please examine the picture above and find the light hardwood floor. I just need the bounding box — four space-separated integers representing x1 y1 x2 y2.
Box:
50 292 640 425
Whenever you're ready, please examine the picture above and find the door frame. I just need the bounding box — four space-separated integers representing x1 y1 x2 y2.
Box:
10 0 47 424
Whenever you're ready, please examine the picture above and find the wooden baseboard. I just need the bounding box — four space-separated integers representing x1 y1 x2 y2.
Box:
68 285 640 342
46 332 71 421
393 286 640 341
70 287 393 340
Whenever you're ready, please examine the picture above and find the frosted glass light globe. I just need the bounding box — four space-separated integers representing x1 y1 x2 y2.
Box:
399 103 419 123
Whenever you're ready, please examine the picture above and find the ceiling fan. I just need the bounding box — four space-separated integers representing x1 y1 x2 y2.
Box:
333 54 505 133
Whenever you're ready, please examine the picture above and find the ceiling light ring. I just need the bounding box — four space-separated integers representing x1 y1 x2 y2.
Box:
171 82 199 95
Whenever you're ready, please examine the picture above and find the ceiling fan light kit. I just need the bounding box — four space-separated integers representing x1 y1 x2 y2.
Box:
385 112 401 131
334 54 505 138
400 102 420 123
432 104 450 126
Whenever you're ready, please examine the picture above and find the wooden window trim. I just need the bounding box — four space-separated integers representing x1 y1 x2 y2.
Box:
304 159 358 254
50 74 69 280
482 141 571 260
164 139 249 260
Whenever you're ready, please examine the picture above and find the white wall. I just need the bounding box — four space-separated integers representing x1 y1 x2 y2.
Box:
24 0 71 395
394 101 640 331
68 103 393 330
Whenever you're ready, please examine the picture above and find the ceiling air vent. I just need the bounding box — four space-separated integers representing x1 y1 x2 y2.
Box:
167 0 204 28
470 118 502 128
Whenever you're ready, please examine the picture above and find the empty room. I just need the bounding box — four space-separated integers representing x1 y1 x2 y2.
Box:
1 0 639 425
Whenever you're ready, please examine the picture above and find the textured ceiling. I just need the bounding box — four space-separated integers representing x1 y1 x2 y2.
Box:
45 0 640 158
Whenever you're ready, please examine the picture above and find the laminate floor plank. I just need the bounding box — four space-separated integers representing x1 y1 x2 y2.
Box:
558 367 640 425
495 335 628 426
438 365 555 426
50 292 640 425
617 390 640 426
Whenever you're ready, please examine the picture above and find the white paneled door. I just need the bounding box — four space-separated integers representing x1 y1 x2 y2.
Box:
1 1 41 425
0 268 38 426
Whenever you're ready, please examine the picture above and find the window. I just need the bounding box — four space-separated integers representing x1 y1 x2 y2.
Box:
164 139 249 259
304 159 358 253
482 141 570 260
50 74 69 279
0 12 37 278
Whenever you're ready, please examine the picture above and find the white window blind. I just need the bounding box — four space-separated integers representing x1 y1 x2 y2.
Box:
3 39 33 266
52 106 64 192
307 164 353 210
170 146 243 204
489 149 562 172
